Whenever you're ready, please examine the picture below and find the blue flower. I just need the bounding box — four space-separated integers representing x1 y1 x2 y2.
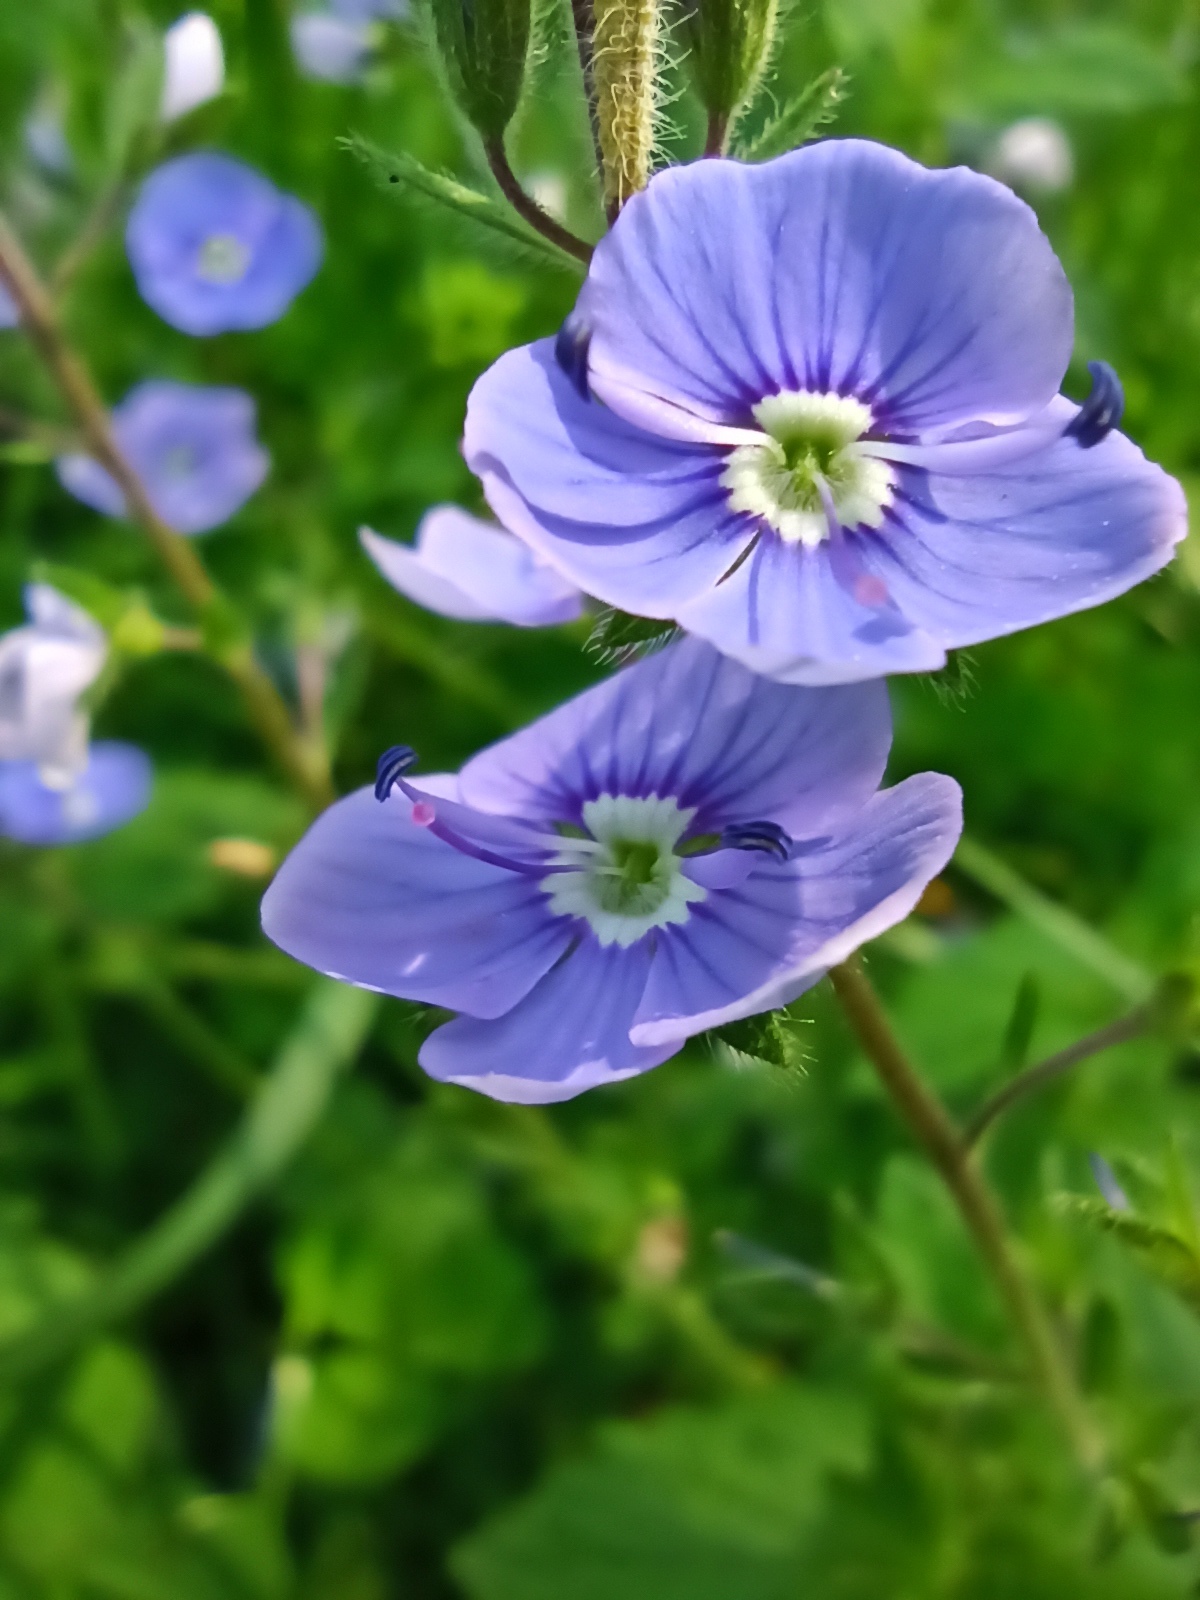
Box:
57 380 269 535
262 638 961 1102
0 584 150 845
126 152 323 335
464 140 1186 685
361 509 583 626
0 743 152 846
0 282 17 329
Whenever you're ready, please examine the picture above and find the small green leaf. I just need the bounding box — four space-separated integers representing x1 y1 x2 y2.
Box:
1000 972 1039 1072
731 67 849 163
584 609 679 667
1056 1195 1200 1316
343 135 581 272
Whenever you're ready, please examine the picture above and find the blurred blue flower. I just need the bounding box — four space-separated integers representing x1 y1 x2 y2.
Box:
57 380 270 535
263 637 961 1102
126 152 323 335
0 743 152 846
0 281 17 328
291 11 374 81
465 139 1186 685
0 584 150 845
291 0 405 83
361 509 583 626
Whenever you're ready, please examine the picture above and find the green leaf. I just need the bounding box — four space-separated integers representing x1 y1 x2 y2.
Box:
452 1385 868 1600
342 135 582 273
731 67 849 163
949 23 1187 119
584 609 679 668
1057 1196 1200 1317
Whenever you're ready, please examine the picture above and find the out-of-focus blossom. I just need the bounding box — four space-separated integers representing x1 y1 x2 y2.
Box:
330 0 404 18
0 743 152 846
985 118 1074 196
24 99 73 177
465 140 1185 685
291 11 374 82
126 153 323 335
0 283 17 329
0 584 105 784
360 510 583 626
524 171 569 223
161 12 225 122
291 0 405 82
0 584 150 846
57 380 269 535
262 637 961 1103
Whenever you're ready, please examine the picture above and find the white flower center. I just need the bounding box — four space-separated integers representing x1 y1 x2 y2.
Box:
721 391 895 549
542 793 707 948
197 233 250 285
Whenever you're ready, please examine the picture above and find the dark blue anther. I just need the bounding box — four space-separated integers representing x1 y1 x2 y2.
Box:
720 820 792 861
375 744 417 802
555 313 592 401
1064 360 1124 449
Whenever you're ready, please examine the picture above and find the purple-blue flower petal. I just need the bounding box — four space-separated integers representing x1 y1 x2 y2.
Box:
578 140 1072 439
0 742 152 846
466 343 747 615
126 152 323 335
360 509 583 627
677 534 946 684
631 772 963 1047
260 785 572 1017
458 636 892 836
57 380 269 534
419 940 672 1103
867 403 1187 647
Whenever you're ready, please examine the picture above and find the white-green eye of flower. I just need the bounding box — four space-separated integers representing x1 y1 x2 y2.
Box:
542 793 707 947
721 390 896 548
196 233 251 285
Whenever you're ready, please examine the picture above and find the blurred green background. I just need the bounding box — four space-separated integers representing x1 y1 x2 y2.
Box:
3 0 1200 1593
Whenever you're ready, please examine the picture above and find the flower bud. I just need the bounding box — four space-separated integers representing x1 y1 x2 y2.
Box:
682 0 778 146
430 0 531 140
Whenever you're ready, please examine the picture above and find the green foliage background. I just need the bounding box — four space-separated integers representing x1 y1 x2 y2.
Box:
2 0 1200 1593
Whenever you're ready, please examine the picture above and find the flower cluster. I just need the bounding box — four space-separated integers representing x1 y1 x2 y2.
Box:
262 134 1187 1102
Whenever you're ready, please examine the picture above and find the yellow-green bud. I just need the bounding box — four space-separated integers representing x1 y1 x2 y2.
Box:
592 0 661 211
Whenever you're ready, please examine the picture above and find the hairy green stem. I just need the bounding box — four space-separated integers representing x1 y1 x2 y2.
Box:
964 1005 1152 1148
0 212 333 813
829 957 1104 1471
0 981 377 1383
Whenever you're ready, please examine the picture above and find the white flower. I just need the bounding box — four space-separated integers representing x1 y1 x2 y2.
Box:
161 12 225 122
986 118 1074 196
0 585 106 788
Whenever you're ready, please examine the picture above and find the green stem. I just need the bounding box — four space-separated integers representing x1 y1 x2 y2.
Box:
964 1004 1153 1149
829 957 1104 1471
483 137 594 264
0 212 333 813
0 981 377 1383
955 835 1151 1003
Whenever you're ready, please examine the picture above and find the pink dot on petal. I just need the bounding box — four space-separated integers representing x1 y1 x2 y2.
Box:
411 801 436 826
853 574 890 608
